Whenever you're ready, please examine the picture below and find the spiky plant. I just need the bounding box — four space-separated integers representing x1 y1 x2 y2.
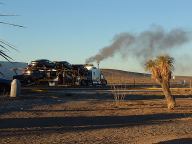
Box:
0 63 4 76
0 7 24 77
145 55 176 110
0 7 24 61
0 40 16 61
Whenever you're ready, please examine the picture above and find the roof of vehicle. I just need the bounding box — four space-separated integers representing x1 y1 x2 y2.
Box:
0 78 11 85
31 59 51 62
54 61 71 64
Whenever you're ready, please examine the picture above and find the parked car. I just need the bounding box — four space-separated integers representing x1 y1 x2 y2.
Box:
72 64 89 76
13 70 46 85
0 78 11 93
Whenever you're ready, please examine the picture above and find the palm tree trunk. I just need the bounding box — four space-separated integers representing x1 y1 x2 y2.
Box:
161 81 176 109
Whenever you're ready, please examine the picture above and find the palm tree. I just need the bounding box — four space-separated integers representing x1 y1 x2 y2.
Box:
0 8 24 61
145 55 176 109
0 40 15 61
0 63 4 76
0 8 24 77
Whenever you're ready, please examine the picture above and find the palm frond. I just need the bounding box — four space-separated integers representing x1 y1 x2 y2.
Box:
0 4 22 62
0 21 25 28
0 50 14 61
0 14 19 16
0 43 10 51
0 39 18 51
0 63 3 76
0 39 18 61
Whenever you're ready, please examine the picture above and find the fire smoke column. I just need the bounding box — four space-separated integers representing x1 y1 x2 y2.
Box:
85 33 135 64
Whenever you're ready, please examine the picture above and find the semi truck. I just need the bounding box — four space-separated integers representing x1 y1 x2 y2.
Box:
14 59 107 87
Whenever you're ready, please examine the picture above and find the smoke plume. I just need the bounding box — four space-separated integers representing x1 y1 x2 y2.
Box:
85 26 190 64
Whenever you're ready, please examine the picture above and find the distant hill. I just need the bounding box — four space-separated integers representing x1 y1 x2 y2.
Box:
101 69 152 84
101 69 150 77
101 69 192 84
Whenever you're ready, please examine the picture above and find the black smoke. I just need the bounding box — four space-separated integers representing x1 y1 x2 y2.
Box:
86 26 190 64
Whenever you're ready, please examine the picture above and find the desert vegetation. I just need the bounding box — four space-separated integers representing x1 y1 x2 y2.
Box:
0 9 24 61
145 55 176 109
0 2 191 144
111 80 127 106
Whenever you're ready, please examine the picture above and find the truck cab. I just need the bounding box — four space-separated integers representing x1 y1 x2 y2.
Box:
83 64 107 86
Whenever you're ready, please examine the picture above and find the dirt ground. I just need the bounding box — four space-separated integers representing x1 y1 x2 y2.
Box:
0 87 192 144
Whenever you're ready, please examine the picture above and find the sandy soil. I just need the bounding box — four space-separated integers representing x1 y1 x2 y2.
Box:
0 87 192 144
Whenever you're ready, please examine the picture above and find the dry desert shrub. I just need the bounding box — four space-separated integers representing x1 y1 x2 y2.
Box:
110 74 127 107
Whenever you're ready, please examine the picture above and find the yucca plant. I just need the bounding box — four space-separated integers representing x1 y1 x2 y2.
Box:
145 55 176 109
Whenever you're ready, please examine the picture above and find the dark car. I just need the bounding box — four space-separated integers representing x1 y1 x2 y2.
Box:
13 70 46 85
54 61 72 70
28 59 55 69
0 78 11 93
72 64 89 76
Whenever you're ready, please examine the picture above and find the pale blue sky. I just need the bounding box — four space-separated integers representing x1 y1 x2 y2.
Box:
0 0 192 75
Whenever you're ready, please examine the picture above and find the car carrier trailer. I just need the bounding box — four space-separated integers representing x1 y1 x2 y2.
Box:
14 59 107 87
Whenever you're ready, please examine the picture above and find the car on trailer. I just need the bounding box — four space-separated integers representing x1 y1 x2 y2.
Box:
28 59 55 69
